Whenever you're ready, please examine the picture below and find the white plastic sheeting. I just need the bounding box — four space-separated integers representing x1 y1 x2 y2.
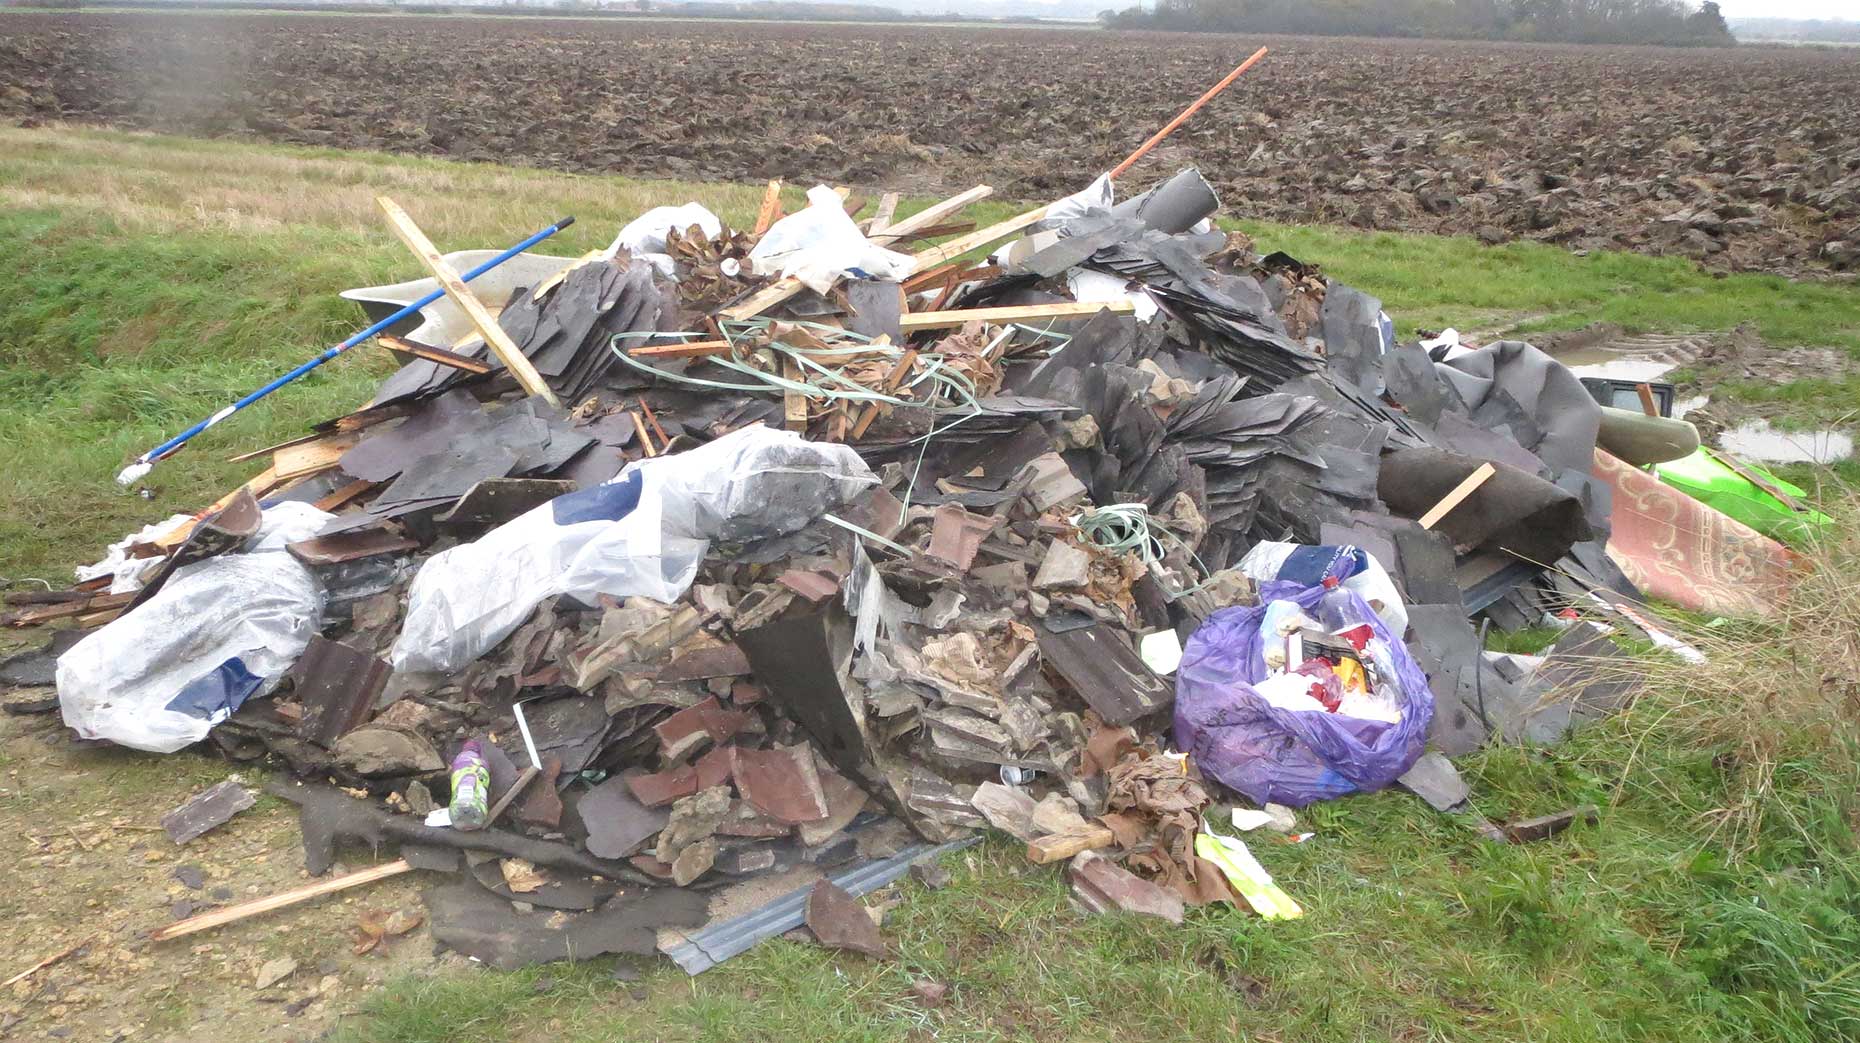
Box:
604 202 724 279
56 503 332 753
73 512 193 594
748 186 913 295
390 426 876 675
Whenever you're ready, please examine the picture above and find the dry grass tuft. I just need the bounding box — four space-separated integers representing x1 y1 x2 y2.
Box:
1610 490 1860 858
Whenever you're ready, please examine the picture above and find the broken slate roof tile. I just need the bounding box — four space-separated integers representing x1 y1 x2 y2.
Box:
161 779 256 846
734 744 830 824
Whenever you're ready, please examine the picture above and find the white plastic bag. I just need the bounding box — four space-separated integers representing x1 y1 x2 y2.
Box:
390 426 876 675
1237 541 1409 636
56 503 332 753
604 202 723 279
748 185 913 295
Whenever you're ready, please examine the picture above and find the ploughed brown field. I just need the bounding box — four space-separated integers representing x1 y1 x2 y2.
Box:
2 12 1856 273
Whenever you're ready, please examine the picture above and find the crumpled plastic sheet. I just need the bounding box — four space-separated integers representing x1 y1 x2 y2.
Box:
73 512 193 593
390 426 876 675
1174 580 1434 807
604 202 723 279
748 185 912 295
56 503 332 753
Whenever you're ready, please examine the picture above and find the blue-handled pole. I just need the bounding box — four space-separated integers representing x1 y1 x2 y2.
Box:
116 215 577 486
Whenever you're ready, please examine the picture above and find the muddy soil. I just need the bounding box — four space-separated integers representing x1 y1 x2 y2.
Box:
1 14 1856 274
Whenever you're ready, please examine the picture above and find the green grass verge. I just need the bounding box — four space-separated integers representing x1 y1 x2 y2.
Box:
3 127 1858 1042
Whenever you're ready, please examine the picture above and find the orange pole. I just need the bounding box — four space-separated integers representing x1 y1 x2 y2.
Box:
1109 46 1269 180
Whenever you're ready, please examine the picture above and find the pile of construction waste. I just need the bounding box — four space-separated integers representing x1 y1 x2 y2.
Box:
1 164 1807 971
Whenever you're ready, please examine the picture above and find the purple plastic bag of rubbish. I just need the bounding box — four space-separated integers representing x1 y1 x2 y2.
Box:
1173 580 1434 807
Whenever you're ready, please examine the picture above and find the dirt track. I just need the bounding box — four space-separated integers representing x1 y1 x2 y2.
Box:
0 13 1856 273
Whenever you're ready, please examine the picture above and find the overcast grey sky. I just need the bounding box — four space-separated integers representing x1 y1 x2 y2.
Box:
1711 0 1856 18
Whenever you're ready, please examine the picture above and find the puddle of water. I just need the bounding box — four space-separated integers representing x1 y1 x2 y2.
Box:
1719 418 1854 465
1563 357 1678 384
1673 395 1710 419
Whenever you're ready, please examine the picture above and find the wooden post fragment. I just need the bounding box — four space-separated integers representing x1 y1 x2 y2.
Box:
899 300 1133 332
1418 462 1497 530
1110 46 1269 179
753 179 784 235
1026 823 1116 864
376 196 559 406
867 192 900 235
148 860 415 942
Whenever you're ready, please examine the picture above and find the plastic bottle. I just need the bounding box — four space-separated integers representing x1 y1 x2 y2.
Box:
448 739 491 831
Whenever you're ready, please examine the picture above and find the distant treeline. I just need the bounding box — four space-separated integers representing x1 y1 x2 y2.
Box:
1102 0 1737 46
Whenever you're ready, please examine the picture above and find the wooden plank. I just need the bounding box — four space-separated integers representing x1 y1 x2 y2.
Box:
377 334 494 376
313 478 377 513
639 397 670 448
1418 462 1497 530
631 412 658 457
626 339 734 361
4 591 136 628
148 860 415 943
1706 448 1810 514
227 431 326 464
868 185 993 247
849 348 918 440
1026 823 1115 864
899 300 1134 332
905 204 1050 276
752 179 784 236
866 192 900 235
1635 382 1659 418
376 197 559 406
782 355 809 433
272 433 359 482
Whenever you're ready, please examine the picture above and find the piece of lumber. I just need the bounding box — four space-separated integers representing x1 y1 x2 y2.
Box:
4 590 88 607
626 338 734 361
75 608 122 629
2 936 94 988
753 179 784 236
313 478 378 513
1418 462 1497 530
4 591 135 628
148 859 415 942
227 431 327 464
782 355 810 433
906 204 1048 276
377 334 494 376
868 185 993 247
485 766 541 829
1026 823 1116 864
1110 46 1269 179
1502 805 1599 844
376 196 559 406
1707 448 1810 514
1635 382 1659 418
631 412 658 457
850 348 919 440
639 397 670 449
867 192 900 235
272 433 359 482
899 300 1133 332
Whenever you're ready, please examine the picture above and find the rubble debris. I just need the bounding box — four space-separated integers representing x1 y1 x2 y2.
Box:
1069 851 1186 923
255 956 298 990
804 880 888 959
1397 752 1469 813
424 879 708 971
1501 805 1600 844
161 779 255 846
291 637 393 747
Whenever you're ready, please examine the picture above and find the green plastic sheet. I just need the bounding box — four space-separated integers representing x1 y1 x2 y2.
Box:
1654 448 1830 546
